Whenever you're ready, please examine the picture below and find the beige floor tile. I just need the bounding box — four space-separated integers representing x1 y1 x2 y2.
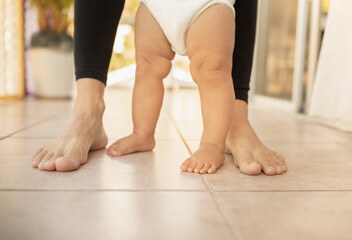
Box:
103 98 170 121
104 106 170 121
2 87 352 240
248 110 352 143
11 117 180 140
0 115 46 138
0 138 205 190
164 90 202 121
23 100 170 122
171 120 203 141
103 87 171 121
0 98 72 118
104 119 180 139
186 141 352 191
0 88 172 138
174 116 351 143
0 97 70 137
164 89 352 143
216 191 352 240
0 191 233 240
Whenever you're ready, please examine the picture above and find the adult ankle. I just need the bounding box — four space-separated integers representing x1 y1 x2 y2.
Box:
74 99 105 117
74 78 106 115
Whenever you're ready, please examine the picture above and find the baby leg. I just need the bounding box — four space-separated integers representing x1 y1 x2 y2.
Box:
180 4 236 174
108 3 175 157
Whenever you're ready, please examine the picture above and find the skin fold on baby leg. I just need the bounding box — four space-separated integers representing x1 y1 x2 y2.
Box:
107 3 175 157
180 4 236 174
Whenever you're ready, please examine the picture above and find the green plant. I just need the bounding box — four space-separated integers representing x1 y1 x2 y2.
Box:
30 0 74 34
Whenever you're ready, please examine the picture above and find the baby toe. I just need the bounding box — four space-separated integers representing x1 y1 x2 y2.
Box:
188 159 198 172
194 162 205 173
208 164 217 174
180 158 192 172
200 163 211 174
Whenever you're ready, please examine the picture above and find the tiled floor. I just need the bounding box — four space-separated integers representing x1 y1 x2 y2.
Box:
1 88 352 240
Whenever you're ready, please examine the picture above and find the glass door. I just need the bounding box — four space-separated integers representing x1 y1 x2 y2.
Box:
252 0 309 112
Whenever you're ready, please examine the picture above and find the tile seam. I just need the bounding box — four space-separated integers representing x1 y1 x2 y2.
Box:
0 110 69 139
165 107 240 240
0 189 209 192
202 176 242 240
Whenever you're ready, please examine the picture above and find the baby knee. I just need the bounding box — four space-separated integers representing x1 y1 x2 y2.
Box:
136 55 172 80
190 54 232 85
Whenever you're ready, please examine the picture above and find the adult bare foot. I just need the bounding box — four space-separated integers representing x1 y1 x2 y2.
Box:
31 79 108 172
180 142 225 174
225 100 287 176
107 133 155 157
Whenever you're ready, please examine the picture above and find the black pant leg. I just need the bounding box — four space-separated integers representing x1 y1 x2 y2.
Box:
74 0 125 85
232 0 258 103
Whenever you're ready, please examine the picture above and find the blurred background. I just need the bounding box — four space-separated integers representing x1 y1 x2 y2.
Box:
0 0 337 121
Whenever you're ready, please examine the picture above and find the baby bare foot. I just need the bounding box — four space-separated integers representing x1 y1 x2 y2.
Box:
107 133 155 157
31 107 107 172
180 143 225 174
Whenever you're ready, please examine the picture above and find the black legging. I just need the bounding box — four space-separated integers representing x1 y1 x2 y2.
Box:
74 0 257 103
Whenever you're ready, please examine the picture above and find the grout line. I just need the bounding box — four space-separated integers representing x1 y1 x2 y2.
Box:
0 110 68 141
2 189 351 193
159 118 345 145
166 109 240 240
7 136 186 141
214 189 352 192
202 176 241 240
0 189 209 192
165 109 193 155
6 135 346 145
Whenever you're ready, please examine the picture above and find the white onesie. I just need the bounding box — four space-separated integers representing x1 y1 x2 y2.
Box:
140 0 236 55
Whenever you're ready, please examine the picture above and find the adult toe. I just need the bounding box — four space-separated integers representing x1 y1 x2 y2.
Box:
235 151 261 175
32 150 47 168
38 153 54 171
259 158 277 176
44 155 57 171
55 157 80 172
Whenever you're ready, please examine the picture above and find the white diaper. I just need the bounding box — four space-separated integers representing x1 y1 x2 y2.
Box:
140 0 236 55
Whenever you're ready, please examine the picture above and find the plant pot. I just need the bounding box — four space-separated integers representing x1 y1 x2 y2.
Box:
29 30 74 98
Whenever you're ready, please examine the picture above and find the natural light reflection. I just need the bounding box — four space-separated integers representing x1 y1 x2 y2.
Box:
0 0 24 98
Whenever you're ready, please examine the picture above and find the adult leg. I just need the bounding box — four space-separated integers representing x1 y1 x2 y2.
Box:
107 3 175 156
31 0 125 171
180 4 235 174
227 0 287 175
